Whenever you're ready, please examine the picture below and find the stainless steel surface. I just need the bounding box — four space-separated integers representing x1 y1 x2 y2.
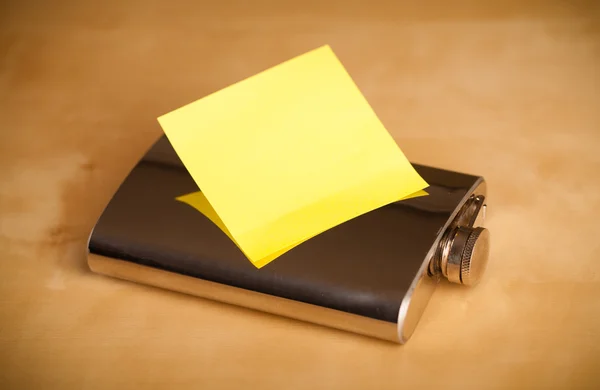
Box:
439 226 489 285
443 227 469 284
429 191 490 286
88 254 400 341
455 195 486 227
398 179 487 342
474 203 487 228
460 227 490 286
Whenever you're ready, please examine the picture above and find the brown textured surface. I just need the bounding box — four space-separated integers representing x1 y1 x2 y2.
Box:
1 1 599 388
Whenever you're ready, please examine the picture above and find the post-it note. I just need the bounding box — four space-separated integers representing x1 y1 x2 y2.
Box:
175 191 303 268
158 45 429 268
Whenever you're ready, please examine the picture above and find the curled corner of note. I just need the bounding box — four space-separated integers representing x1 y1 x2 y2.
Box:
403 189 429 200
175 192 298 268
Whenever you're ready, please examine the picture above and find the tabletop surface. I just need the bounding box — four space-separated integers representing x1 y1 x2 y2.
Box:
1 1 599 389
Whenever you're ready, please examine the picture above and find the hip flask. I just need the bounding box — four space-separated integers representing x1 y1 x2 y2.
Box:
88 136 490 343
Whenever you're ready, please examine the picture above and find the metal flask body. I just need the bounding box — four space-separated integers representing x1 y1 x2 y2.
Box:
88 137 489 343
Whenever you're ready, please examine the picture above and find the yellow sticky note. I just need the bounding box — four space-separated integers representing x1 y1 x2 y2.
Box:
158 45 429 268
176 189 428 268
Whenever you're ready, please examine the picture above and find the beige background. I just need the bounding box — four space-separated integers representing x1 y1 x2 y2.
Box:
1 1 599 388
